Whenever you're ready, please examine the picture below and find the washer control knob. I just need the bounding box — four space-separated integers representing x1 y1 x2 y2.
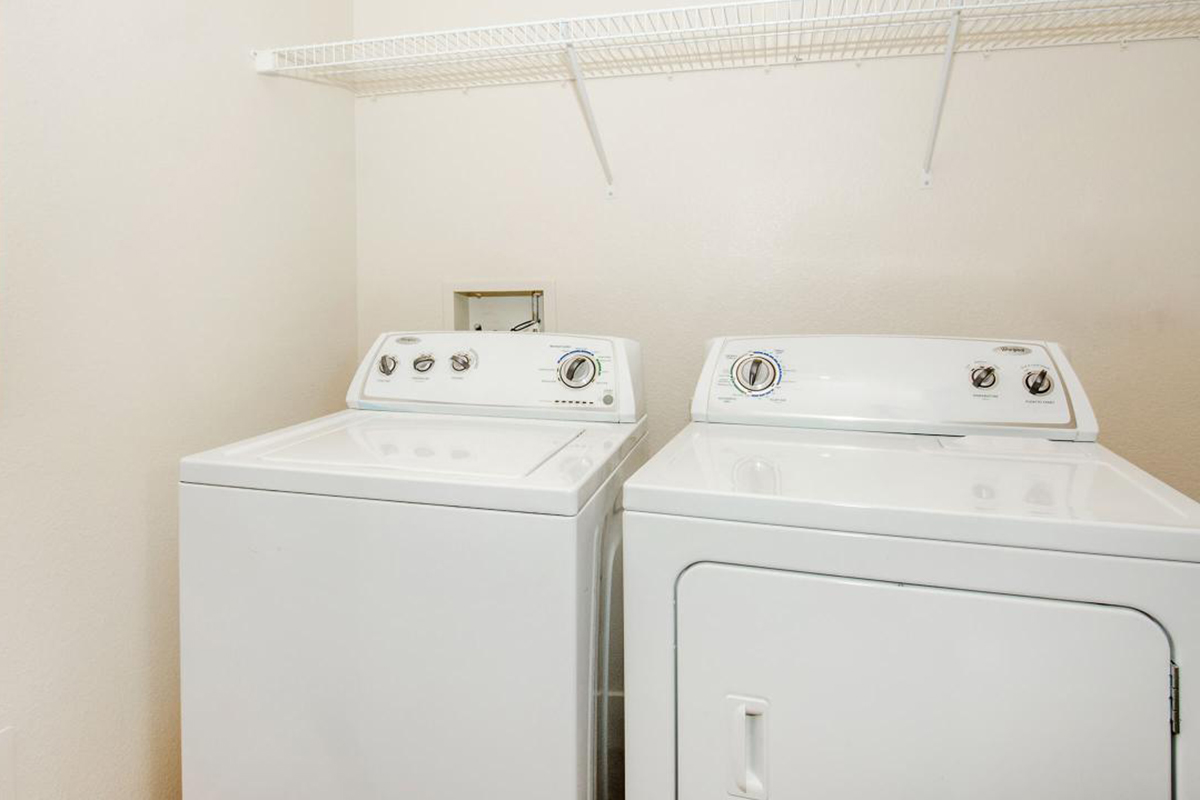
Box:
970 365 997 389
559 354 598 389
412 354 435 373
450 352 472 373
733 354 778 394
1024 368 1054 396
378 354 398 376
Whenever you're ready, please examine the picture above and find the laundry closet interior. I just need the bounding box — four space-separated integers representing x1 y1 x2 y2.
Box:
0 0 1198 798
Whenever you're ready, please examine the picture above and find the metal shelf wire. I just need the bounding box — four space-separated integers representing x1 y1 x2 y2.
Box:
255 0 1200 96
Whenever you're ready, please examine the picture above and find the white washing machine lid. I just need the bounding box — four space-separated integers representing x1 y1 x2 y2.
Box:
182 410 646 515
624 423 1200 562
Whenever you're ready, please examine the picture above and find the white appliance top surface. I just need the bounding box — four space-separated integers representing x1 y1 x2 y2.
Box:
182 410 646 515
259 416 581 478
624 423 1200 562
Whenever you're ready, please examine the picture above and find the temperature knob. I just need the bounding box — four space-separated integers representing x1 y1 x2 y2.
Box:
559 354 598 389
970 365 997 389
450 353 472 373
732 353 779 394
378 354 398 376
1024 369 1054 396
412 354 435 373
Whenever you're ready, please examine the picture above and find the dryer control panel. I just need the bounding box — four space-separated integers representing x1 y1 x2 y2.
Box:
691 336 1097 440
347 331 644 423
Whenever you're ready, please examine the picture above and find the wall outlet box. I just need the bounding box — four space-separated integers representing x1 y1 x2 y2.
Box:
444 281 556 332
0 727 15 800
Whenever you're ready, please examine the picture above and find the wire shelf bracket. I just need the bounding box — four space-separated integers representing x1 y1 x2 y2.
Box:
921 9 962 188
254 0 1200 188
563 40 616 192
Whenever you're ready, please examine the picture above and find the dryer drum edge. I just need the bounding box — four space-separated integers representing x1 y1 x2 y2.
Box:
624 335 1200 800
180 331 647 800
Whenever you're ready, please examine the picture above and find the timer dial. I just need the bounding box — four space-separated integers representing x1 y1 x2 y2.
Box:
732 353 779 394
1024 369 1054 396
559 354 598 389
450 352 472 373
970 365 997 389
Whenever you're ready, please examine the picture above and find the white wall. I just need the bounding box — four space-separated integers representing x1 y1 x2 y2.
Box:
354 2 1200 499
0 1 357 797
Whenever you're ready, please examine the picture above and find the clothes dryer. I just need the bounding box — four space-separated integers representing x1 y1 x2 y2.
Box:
624 336 1199 800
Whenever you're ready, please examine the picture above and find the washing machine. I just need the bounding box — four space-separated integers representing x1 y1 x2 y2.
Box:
623 335 1200 800
180 331 645 800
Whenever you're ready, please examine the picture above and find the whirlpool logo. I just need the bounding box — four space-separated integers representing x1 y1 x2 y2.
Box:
994 345 1032 355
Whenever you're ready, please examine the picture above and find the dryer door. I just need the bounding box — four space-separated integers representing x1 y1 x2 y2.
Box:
676 565 1172 800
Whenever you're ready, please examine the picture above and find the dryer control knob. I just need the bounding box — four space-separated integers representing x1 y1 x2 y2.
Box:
378 354 398 376
450 353 472 373
412 354 435 373
970 365 997 389
1024 369 1054 396
559 354 598 389
732 354 778 394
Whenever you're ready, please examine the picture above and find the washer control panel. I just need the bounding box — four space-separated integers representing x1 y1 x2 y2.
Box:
347 332 643 423
692 336 1097 440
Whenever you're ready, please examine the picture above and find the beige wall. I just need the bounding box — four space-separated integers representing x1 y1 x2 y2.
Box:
1 1 1197 796
354 3 1200 499
0 1 357 797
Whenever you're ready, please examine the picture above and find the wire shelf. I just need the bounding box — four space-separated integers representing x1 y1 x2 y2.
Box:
256 0 1200 96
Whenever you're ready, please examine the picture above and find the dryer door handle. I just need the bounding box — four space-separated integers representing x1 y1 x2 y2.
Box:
727 695 769 799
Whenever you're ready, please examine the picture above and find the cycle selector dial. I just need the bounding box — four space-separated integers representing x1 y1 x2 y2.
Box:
378 354 398 376
733 353 779 394
450 352 472 373
970 365 997 389
412 354 435 373
1024 368 1054 396
559 354 598 389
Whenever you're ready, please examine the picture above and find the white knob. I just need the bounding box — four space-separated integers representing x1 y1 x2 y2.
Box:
559 354 598 389
378 354 398 376
1024 369 1054 396
412 354 435 373
970 365 997 389
732 353 778 394
450 352 471 372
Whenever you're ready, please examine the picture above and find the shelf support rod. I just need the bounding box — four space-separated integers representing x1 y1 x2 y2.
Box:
921 9 961 188
563 43 614 192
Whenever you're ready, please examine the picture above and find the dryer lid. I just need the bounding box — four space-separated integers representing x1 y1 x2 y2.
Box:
182 410 646 515
624 423 1200 562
